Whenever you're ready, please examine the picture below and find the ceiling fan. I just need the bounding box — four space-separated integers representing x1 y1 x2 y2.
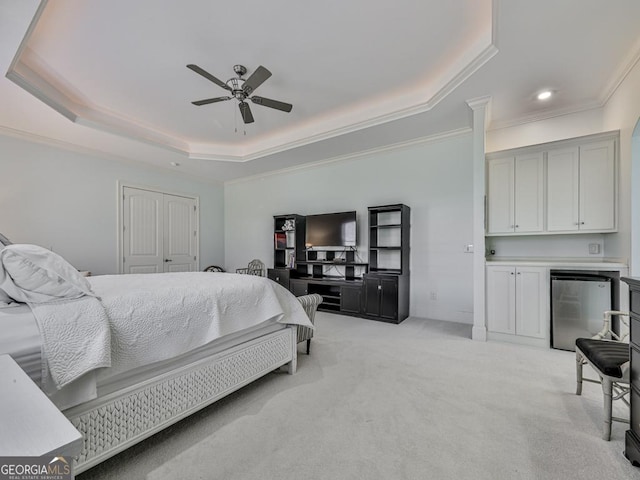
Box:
186 64 293 124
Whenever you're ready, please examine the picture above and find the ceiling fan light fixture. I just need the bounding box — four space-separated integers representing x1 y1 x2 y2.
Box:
187 64 293 125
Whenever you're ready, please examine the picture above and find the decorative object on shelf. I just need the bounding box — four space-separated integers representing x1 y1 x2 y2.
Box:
274 233 287 249
282 219 295 231
273 214 306 270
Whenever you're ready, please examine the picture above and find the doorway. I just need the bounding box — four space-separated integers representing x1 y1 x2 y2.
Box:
119 185 199 273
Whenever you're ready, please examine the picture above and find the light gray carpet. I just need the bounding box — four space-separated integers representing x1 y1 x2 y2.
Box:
78 313 640 480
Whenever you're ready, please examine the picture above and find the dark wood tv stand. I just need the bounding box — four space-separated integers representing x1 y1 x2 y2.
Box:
286 276 364 317
267 204 410 324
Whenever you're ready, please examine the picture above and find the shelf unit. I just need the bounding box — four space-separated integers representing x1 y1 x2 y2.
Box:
298 248 366 280
273 214 306 270
368 204 410 275
269 204 410 322
365 204 410 323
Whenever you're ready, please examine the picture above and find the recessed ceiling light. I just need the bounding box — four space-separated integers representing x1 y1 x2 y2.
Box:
537 90 552 101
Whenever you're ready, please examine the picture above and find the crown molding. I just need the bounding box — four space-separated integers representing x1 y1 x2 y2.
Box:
0 124 223 186
600 34 640 105
487 100 604 132
7 0 497 164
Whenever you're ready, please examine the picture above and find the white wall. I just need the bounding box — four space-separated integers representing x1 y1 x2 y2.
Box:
487 108 605 153
601 57 640 274
487 234 607 259
225 133 475 323
0 134 225 274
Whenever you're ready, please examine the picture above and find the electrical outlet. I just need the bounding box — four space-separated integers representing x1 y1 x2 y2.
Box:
588 243 601 255
464 244 474 253
430 291 437 301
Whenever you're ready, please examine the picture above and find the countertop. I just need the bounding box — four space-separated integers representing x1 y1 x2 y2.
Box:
485 257 628 269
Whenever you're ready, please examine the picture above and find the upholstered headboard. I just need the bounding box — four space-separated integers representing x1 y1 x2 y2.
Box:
0 234 12 247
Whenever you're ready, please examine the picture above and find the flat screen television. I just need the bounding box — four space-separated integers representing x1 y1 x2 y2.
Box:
305 211 356 247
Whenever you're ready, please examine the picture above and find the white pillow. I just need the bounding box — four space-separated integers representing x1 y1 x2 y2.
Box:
0 244 94 303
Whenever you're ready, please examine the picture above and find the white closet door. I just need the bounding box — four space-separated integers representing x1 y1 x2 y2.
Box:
123 187 164 273
122 187 199 274
164 195 197 272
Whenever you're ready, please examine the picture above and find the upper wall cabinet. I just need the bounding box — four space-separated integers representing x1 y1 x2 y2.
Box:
487 153 544 234
547 140 615 233
486 132 618 236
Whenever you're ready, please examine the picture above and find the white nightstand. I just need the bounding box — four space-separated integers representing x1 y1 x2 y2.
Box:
0 355 82 457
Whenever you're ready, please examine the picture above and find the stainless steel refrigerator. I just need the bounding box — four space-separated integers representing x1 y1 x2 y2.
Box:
551 274 611 351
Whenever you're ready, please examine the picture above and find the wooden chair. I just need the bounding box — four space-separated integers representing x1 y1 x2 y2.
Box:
575 310 630 440
236 259 265 276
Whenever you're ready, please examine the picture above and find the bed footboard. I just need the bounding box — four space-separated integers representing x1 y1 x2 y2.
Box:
67 326 296 474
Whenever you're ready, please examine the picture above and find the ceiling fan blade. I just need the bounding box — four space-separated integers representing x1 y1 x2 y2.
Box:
186 64 231 91
250 96 293 113
242 66 272 95
191 96 231 106
239 101 254 124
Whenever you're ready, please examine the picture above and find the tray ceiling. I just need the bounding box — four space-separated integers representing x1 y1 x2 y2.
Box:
2 1 640 181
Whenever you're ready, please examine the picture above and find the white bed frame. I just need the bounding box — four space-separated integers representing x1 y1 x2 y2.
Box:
66 324 298 474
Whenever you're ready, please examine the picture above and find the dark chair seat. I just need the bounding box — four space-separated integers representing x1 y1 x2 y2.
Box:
575 338 629 378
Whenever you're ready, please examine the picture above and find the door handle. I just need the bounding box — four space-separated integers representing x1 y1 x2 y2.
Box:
164 259 173 262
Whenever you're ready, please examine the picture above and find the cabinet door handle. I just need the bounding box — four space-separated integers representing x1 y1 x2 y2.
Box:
164 259 172 262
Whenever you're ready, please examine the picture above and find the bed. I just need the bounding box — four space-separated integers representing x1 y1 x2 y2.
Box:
0 244 321 474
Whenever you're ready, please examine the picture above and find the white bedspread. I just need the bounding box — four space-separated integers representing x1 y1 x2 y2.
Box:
7 271 312 396
30 296 111 391
87 272 311 380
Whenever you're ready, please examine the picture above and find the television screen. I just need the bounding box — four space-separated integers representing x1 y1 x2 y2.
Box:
305 211 356 247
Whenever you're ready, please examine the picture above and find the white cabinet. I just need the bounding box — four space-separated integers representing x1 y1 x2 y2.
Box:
486 132 617 236
487 153 544 234
486 265 547 341
546 140 615 232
